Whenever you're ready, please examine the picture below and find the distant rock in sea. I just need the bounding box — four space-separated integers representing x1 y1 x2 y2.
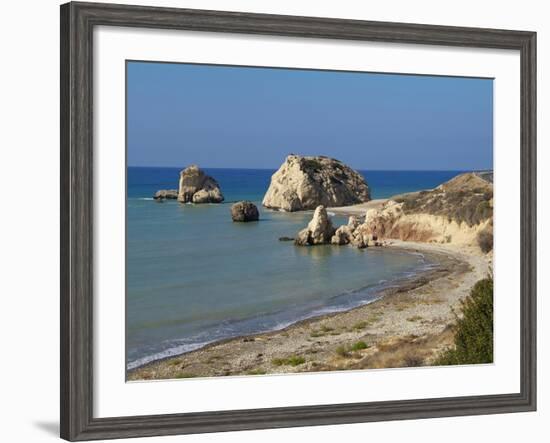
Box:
295 205 336 246
231 201 259 222
262 155 371 212
153 189 178 200
177 165 224 204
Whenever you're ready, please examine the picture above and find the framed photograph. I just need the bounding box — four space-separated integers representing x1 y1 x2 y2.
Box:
60 1 536 441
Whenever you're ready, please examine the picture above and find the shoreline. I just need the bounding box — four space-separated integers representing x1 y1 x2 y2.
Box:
128 240 489 380
127 245 441 371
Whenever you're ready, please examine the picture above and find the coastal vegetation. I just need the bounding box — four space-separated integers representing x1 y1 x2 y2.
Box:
335 341 370 358
435 277 493 365
271 356 306 367
477 224 494 253
395 173 493 227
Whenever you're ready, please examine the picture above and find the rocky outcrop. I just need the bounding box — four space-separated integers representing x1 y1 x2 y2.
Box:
290 172 493 253
153 189 178 200
329 215 374 249
262 155 370 211
355 173 494 251
295 206 336 246
177 165 224 203
231 201 259 222
331 216 360 245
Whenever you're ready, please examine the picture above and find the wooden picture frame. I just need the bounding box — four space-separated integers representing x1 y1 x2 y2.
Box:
60 1 536 440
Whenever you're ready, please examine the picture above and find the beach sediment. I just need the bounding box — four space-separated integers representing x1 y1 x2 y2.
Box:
128 241 490 381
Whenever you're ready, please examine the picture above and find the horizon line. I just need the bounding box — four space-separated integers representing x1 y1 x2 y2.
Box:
127 165 492 172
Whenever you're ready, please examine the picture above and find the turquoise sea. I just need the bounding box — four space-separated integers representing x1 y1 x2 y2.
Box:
126 168 464 370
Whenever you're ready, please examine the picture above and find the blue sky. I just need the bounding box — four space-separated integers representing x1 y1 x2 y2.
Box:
127 61 493 170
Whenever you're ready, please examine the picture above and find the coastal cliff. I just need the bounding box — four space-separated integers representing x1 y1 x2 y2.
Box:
291 172 493 253
262 155 371 211
352 172 493 252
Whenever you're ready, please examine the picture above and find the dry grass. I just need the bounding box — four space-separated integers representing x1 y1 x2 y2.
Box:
271 356 306 367
353 329 455 369
392 173 494 227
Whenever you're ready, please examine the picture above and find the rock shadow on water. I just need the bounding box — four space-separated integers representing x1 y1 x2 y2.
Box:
293 243 347 260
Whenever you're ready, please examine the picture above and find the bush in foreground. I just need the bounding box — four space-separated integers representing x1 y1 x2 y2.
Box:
435 277 493 365
477 226 493 253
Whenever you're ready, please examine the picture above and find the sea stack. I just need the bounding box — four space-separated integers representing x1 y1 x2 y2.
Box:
262 155 371 211
177 165 224 204
294 205 336 246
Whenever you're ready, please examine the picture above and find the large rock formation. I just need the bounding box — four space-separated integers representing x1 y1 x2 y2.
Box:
177 165 224 203
153 189 178 200
262 155 371 211
231 201 259 222
355 173 494 252
295 206 336 246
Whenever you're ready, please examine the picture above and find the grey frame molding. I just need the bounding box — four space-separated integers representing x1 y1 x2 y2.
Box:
60 2 537 441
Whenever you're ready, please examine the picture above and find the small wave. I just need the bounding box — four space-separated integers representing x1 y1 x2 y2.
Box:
127 341 213 370
327 211 336 216
136 197 155 201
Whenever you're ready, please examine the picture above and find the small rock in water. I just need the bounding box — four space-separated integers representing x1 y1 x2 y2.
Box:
153 189 178 200
231 201 259 222
278 236 295 242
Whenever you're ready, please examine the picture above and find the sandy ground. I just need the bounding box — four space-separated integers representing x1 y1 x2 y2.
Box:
128 240 491 381
327 198 387 216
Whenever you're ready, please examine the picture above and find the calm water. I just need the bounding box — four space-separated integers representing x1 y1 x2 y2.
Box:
126 168 464 369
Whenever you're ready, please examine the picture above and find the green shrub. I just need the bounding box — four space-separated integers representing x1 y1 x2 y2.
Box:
271 358 285 366
435 278 493 365
477 228 493 253
287 356 306 366
352 321 368 330
350 341 369 351
336 341 370 357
